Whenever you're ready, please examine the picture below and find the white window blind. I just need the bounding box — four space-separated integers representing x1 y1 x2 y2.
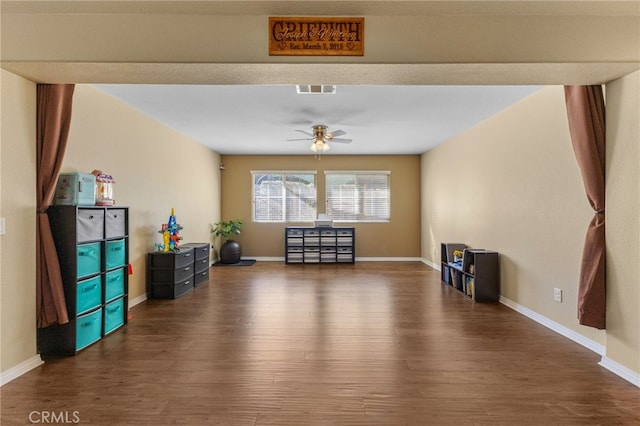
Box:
325 171 390 222
252 171 317 222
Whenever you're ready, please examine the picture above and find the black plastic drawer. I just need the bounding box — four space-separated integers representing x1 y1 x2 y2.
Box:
150 276 193 299
180 243 210 261
194 269 209 287
151 264 193 283
194 257 209 274
149 248 194 268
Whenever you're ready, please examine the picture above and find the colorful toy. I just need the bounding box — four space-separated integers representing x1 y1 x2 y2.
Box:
158 208 183 252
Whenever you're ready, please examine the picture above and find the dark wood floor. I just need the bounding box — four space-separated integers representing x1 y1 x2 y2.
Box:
2 262 639 425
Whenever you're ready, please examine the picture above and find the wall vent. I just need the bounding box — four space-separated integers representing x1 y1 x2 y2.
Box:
296 85 337 95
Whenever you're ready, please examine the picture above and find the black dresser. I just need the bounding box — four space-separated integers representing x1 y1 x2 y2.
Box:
147 243 211 299
147 248 195 299
180 243 210 287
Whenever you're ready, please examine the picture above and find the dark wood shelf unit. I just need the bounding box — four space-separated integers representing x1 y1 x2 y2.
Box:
440 242 499 302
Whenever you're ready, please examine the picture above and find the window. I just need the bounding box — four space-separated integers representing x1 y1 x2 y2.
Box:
325 171 390 222
252 171 317 222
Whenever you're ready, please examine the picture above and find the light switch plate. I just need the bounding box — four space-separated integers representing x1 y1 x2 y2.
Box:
0 217 5 235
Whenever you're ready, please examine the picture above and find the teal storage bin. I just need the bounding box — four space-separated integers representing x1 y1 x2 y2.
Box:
104 298 125 334
77 242 101 278
105 268 125 302
75 308 102 350
105 239 126 270
76 275 102 315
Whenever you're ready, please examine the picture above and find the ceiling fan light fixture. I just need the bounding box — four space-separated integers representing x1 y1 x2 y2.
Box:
288 124 350 156
310 140 330 153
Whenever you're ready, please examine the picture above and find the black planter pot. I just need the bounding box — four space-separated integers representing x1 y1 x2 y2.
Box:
220 240 241 264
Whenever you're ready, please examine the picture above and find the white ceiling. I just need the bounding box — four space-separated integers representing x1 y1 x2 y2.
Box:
95 84 542 155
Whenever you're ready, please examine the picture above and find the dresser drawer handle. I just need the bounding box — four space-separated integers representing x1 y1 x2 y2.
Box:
184 253 192 257
107 305 122 314
79 318 98 327
183 281 190 286
183 267 191 272
82 284 98 292
110 246 123 251
78 249 94 256
108 276 120 283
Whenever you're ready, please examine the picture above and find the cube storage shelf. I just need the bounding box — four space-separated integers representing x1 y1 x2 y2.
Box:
285 226 355 264
38 206 129 356
440 242 500 302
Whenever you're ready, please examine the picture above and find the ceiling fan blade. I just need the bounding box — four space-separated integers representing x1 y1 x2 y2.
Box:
330 137 352 144
287 137 314 142
329 129 346 137
295 129 314 137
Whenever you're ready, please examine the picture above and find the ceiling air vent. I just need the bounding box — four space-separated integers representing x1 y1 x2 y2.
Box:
296 85 337 95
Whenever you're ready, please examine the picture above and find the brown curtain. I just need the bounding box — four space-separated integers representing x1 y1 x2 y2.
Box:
564 85 606 329
36 84 75 328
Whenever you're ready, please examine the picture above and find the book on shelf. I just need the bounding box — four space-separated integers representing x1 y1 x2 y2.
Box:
465 276 475 297
442 265 450 284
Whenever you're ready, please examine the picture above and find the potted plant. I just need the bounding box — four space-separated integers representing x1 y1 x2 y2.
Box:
212 219 243 264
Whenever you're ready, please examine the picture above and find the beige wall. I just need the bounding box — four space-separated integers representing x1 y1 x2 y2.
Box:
2 7 639 85
0 77 221 376
64 85 221 299
219 155 421 259
422 86 603 343
421 83 640 374
605 71 640 372
0 71 38 372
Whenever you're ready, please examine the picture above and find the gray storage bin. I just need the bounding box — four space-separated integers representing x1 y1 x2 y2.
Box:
105 209 126 238
77 209 104 242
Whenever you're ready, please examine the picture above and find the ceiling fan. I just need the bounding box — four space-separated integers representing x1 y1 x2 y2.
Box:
288 124 352 153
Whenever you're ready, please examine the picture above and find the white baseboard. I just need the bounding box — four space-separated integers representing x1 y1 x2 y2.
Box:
355 257 424 262
421 258 440 270
128 293 147 309
499 295 605 355
0 355 43 387
252 257 426 262
599 356 640 388
500 296 640 388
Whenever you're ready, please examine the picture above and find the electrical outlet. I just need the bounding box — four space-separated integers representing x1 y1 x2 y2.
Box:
554 287 563 303
0 217 5 236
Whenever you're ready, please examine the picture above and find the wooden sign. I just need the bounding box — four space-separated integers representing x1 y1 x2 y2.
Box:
269 17 364 56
